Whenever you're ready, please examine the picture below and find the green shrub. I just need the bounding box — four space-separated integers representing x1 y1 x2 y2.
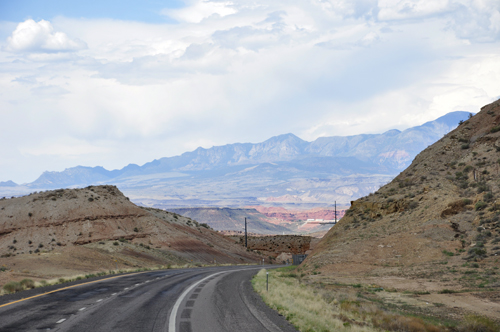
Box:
442 250 454 257
461 144 470 149
20 279 35 289
113 241 119 245
484 192 494 202
3 281 22 294
475 201 487 211
491 126 500 133
133 227 139 232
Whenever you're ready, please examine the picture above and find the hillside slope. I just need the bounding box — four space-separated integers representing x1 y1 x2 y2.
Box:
302 100 500 318
0 186 261 286
167 207 292 234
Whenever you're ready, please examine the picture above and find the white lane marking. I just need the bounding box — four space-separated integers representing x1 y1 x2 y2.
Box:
79 307 86 311
135 283 140 286
56 318 66 324
168 268 253 332
124 287 129 290
96 299 103 302
112 293 117 296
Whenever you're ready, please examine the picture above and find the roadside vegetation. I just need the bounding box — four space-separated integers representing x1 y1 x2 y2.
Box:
0 262 242 295
252 267 500 332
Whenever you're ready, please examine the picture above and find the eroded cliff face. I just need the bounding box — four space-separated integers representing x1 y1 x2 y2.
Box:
305 100 500 286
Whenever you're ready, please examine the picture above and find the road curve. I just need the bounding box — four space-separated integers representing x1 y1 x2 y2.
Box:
0 265 298 332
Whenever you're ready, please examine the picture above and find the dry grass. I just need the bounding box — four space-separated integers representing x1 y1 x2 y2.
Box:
252 267 497 332
252 268 376 331
1 262 250 296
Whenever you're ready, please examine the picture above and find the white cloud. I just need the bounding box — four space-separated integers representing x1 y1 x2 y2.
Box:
378 0 451 21
162 0 237 23
0 1 499 183
6 19 87 53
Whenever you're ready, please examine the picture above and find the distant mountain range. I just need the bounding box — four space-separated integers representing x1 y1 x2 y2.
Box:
2 111 471 208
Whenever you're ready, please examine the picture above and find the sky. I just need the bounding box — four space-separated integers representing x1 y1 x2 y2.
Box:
0 0 499 184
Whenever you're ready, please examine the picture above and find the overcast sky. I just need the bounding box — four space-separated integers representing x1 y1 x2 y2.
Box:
0 0 499 183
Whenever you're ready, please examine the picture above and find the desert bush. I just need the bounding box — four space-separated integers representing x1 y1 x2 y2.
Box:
461 144 470 149
484 192 494 202
491 126 500 133
442 250 454 257
133 227 139 232
457 314 500 332
458 138 468 143
408 201 419 210
3 281 23 294
467 247 487 261
475 201 487 211
463 165 473 172
113 241 119 245
477 183 489 194
20 279 35 289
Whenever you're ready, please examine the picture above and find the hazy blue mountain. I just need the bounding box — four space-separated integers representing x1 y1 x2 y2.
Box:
21 111 471 208
0 180 17 187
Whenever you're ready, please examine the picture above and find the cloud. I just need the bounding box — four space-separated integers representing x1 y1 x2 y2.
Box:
376 0 500 42
378 0 451 21
0 0 499 183
5 19 87 53
449 0 500 42
161 0 237 23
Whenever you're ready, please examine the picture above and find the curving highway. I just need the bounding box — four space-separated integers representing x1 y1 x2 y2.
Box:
0 265 298 332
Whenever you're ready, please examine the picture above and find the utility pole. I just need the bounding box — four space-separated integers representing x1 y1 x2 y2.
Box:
245 217 247 248
334 201 337 223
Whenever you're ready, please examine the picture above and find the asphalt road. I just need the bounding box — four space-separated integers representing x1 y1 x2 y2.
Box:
0 265 298 332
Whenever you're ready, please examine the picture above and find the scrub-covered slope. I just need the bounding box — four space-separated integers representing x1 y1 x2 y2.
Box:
303 100 500 317
0 185 260 286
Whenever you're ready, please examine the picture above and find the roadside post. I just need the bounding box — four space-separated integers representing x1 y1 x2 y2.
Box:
266 272 269 291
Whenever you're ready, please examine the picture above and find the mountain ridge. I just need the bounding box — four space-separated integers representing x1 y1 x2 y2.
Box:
18 111 471 190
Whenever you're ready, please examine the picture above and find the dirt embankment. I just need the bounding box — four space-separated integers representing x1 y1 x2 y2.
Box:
303 99 500 320
0 186 262 287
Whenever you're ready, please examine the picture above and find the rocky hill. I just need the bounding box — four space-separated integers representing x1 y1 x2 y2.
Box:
302 100 500 319
167 207 292 234
0 186 261 286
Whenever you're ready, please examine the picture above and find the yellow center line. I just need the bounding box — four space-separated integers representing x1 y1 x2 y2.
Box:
0 270 152 309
